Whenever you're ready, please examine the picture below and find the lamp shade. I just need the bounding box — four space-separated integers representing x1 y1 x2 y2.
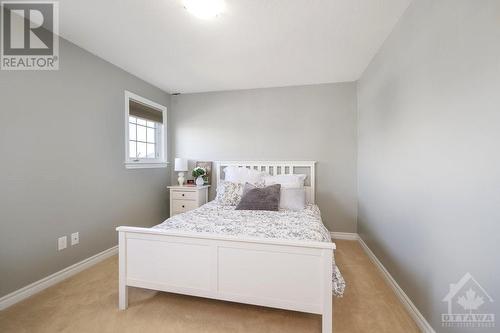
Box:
174 158 188 172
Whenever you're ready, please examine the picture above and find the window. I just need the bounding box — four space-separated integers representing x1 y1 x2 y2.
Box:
128 116 158 159
124 91 167 169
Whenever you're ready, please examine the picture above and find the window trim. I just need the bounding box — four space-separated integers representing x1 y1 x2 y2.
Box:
124 91 168 169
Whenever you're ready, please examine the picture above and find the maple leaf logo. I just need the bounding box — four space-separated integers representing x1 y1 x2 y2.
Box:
457 288 484 313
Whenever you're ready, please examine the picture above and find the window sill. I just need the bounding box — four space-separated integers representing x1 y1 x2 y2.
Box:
125 161 169 169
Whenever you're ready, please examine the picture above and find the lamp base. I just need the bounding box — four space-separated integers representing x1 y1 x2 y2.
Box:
177 172 185 186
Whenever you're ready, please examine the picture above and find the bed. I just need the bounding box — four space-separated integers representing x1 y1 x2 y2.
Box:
116 161 343 333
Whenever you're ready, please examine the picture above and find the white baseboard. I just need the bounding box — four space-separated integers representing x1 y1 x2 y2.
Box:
357 237 435 333
330 232 359 240
0 246 118 311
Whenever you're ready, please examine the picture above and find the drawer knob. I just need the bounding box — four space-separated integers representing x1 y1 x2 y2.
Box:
182 205 185 208
182 194 185 196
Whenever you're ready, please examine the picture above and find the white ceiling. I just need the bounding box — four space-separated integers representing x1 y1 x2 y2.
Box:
59 0 411 93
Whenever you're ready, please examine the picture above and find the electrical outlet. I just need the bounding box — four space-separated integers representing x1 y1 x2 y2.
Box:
58 236 67 251
71 232 79 246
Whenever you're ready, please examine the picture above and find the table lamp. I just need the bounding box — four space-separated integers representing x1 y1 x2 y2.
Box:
174 158 188 186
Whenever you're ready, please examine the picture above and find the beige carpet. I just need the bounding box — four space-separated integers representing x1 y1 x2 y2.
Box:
0 240 420 333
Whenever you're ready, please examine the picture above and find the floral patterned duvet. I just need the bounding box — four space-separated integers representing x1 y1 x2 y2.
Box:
153 201 345 296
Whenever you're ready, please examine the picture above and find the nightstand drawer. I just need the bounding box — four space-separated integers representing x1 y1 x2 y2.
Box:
172 199 198 214
171 191 197 200
168 185 210 217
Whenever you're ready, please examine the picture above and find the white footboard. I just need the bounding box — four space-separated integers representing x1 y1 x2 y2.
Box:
117 226 334 333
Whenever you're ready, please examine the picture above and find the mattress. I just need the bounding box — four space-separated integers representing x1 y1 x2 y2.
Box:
153 201 345 296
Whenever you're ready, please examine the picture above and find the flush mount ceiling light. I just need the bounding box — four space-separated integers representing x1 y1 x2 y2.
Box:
183 0 226 19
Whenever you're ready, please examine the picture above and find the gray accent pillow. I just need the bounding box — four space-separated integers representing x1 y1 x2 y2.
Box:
235 183 281 211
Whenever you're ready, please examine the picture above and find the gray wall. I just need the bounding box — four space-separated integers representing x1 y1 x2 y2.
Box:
0 39 171 297
171 83 357 232
357 0 500 331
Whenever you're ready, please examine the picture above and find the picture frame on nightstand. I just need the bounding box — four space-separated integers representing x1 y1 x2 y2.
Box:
195 161 212 185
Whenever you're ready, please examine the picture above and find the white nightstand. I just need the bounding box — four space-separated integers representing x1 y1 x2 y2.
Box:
168 185 210 217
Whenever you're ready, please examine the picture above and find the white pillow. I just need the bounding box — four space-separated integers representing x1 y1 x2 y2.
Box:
280 188 306 210
264 174 306 188
224 166 266 185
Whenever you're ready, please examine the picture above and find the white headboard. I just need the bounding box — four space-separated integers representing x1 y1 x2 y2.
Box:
215 161 317 204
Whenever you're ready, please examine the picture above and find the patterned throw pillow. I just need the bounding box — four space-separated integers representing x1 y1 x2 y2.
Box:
216 181 244 206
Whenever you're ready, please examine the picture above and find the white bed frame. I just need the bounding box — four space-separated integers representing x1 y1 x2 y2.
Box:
116 161 335 333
